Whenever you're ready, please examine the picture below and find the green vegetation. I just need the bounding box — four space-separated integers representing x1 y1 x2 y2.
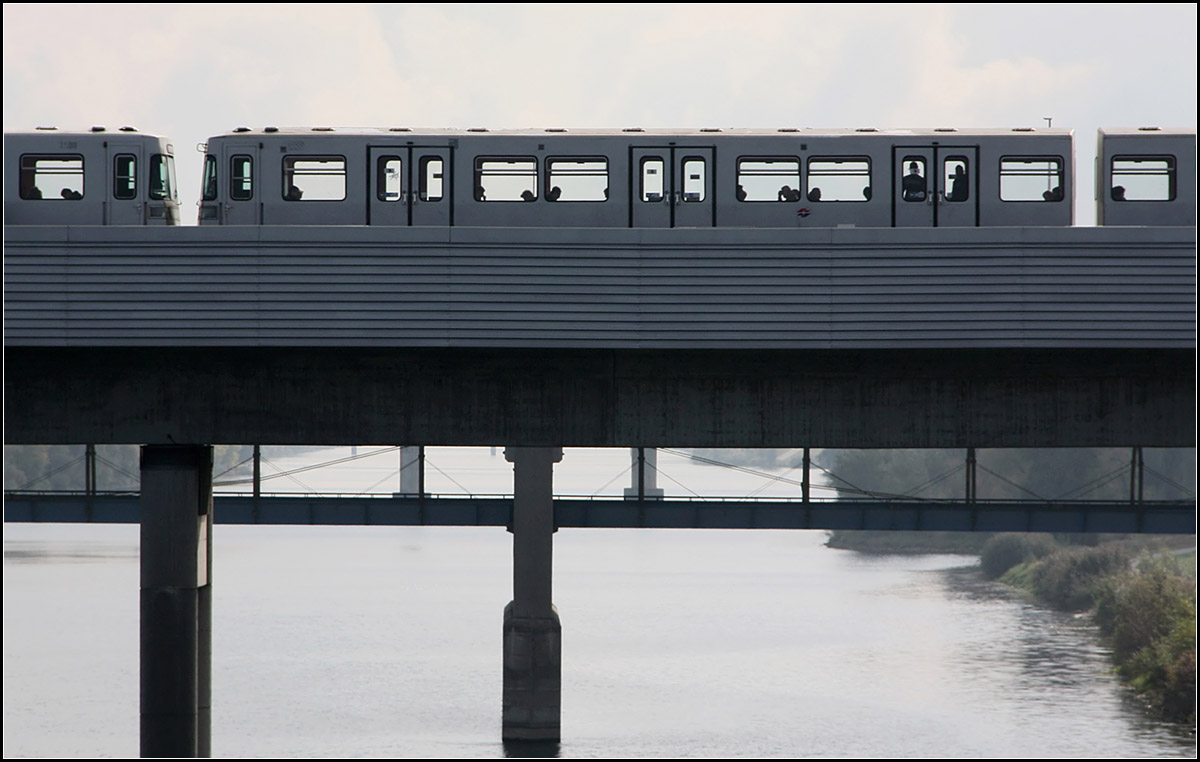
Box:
982 533 1196 725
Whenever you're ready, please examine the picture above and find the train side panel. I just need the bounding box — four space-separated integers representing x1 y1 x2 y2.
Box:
1096 128 1195 227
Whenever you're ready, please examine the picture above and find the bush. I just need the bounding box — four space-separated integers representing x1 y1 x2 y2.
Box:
979 533 1060 579
1094 561 1197 723
1030 545 1130 610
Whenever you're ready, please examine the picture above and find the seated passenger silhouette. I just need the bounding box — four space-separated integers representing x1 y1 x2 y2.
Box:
902 162 926 201
1042 185 1063 202
807 187 821 202
520 189 536 202
737 184 747 201
285 185 303 201
862 186 872 201
546 186 562 201
61 188 82 200
778 185 801 202
1111 185 1127 201
23 185 42 200
475 184 486 201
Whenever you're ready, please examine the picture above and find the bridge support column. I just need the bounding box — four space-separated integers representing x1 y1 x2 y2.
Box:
139 445 212 758
623 447 664 500
502 447 563 742
399 446 423 496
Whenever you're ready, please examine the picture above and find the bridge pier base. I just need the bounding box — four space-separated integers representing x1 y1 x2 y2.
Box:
139 445 212 758
502 447 563 742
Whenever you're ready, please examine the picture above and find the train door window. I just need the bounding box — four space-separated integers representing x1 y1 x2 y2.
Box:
20 155 84 200
943 157 969 202
202 155 218 201
283 156 346 201
640 157 665 202
737 158 801 201
475 158 537 201
113 154 137 200
1000 157 1064 201
806 158 871 201
419 157 444 201
150 155 176 201
681 158 705 202
546 158 608 201
1111 156 1175 201
376 156 402 201
900 156 927 201
230 155 253 200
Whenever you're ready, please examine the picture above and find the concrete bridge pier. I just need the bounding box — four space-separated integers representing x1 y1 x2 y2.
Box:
502 447 563 742
139 445 213 758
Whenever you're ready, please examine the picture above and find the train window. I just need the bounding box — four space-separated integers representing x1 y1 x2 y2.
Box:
546 158 608 201
1000 157 1064 202
149 155 176 201
640 157 665 202
19 154 84 200
230 155 253 201
1110 156 1175 201
283 156 346 201
113 154 137 200
475 158 537 201
737 158 801 202
419 157 444 202
806 157 871 202
377 156 402 202
901 157 927 202
682 158 705 202
202 155 218 201
943 157 969 203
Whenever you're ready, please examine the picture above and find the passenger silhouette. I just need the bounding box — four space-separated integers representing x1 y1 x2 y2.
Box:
947 165 967 202
520 189 536 202
546 186 562 201
902 161 926 201
807 187 821 202
1111 185 1127 201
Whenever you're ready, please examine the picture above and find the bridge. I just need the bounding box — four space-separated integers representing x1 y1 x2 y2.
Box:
4 223 1195 754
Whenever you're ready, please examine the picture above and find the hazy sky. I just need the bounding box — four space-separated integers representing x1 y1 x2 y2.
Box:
4 3 1196 223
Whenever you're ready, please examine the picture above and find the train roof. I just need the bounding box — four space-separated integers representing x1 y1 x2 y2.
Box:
1097 126 1196 137
205 125 1077 139
4 126 173 143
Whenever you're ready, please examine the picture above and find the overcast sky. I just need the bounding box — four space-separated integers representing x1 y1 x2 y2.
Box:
4 3 1196 224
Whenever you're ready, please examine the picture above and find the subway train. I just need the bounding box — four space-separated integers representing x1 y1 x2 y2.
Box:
4 125 1194 228
4 126 181 225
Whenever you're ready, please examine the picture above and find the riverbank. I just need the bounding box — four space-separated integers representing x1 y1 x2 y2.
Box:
982 534 1197 726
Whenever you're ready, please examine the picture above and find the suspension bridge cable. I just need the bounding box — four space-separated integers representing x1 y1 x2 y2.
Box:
424 457 472 495
14 453 87 491
975 463 1047 501
589 462 634 497
1142 465 1196 497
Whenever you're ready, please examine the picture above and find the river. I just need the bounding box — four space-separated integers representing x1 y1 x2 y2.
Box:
4 448 1194 757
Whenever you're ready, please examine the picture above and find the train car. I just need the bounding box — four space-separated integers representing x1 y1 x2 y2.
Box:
4 126 181 225
1096 127 1195 227
197 126 1077 228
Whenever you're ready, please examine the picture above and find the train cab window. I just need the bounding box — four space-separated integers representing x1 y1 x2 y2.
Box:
806 157 871 202
737 158 801 201
475 158 537 201
640 158 665 202
149 154 176 201
901 157 927 202
377 156 402 201
682 158 706 202
1111 156 1175 201
283 156 346 201
20 154 84 200
202 155 218 201
1000 157 1064 201
943 157 969 202
230 155 253 201
546 158 608 201
113 154 137 199
419 157 444 202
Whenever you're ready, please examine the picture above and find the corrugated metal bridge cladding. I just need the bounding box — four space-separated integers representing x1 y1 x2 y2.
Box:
4 226 1194 349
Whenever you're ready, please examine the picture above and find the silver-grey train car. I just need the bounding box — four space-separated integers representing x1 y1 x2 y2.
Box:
4 127 181 225
197 127 1081 228
1096 127 1196 227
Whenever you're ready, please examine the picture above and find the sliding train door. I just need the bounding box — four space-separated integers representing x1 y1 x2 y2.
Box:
893 146 978 227
368 146 452 226
631 147 714 227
